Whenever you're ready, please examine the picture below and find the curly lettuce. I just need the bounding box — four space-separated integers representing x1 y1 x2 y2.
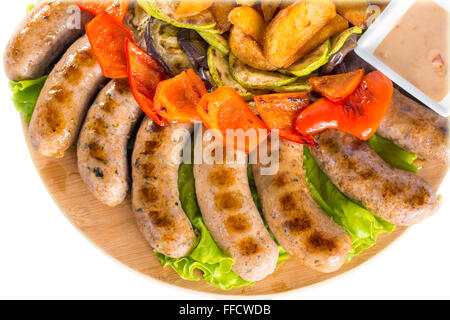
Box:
9 76 47 123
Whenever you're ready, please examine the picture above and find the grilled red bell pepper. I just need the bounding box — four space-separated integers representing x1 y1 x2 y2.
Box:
77 0 130 22
197 87 269 153
153 69 206 124
86 11 134 79
295 71 394 140
309 69 365 102
254 92 316 147
126 39 167 125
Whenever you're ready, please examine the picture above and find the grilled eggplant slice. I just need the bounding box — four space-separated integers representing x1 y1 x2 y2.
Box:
146 18 193 76
177 29 215 90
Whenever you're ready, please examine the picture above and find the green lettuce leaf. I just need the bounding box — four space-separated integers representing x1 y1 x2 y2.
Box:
247 164 290 265
9 76 47 123
368 134 418 173
155 163 253 290
303 147 395 260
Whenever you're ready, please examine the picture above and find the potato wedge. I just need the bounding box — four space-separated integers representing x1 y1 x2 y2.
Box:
288 14 348 63
261 0 281 22
229 26 277 71
228 6 266 44
211 1 236 33
264 0 336 68
333 0 369 28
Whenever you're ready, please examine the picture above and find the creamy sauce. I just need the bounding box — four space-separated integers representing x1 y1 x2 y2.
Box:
374 0 449 102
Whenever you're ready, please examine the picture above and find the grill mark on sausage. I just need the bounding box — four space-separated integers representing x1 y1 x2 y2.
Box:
89 118 109 137
405 186 429 208
214 191 243 211
44 104 64 134
238 237 261 256
272 173 290 187
140 186 159 203
283 215 312 234
208 168 236 187
47 85 72 103
140 162 156 180
147 211 174 228
99 95 119 114
88 141 108 164
279 192 298 211
225 214 251 234
141 140 161 155
308 232 336 252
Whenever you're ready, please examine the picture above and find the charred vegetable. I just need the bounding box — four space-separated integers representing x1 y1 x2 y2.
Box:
145 17 193 76
207 47 266 101
197 30 230 55
284 40 331 77
229 54 298 90
321 26 362 74
177 29 215 90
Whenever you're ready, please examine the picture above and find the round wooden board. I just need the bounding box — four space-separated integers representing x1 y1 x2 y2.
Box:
22 121 448 297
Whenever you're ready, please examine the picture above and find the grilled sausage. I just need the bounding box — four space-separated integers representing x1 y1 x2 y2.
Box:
77 79 143 207
29 35 107 158
132 118 197 258
194 129 279 281
378 89 449 162
252 139 351 273
4 0 92 81
311 130 440 226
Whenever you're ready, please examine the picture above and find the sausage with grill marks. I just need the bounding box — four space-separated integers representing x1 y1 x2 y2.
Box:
311 129 440 226
77 79 143 207
194 129 279 281
377 89 449 162
252 139 351 273
29 35 107 158
132 118 197 258
4 0 92 81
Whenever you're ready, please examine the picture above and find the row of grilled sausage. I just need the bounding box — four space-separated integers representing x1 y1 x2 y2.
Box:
4 1 448 282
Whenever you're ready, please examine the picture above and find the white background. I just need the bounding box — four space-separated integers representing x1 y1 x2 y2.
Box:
0 1 449 300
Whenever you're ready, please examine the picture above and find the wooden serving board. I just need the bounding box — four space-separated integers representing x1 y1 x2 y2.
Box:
22 121 448 296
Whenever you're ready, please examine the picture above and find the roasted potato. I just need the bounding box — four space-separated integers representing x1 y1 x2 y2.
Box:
261 0 281 22
264 0 336 68
211 1 236 33
229 26 277 71
333 0 369 28
289 14 349 63
228 6 266 44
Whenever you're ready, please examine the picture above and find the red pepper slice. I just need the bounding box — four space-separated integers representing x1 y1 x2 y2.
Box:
126 39 167 126
296 71 394 140
254 92 317 147
309 69 365 102
86 12 134 79
153 69 206 124
197 87 269 153
77 0 130 22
